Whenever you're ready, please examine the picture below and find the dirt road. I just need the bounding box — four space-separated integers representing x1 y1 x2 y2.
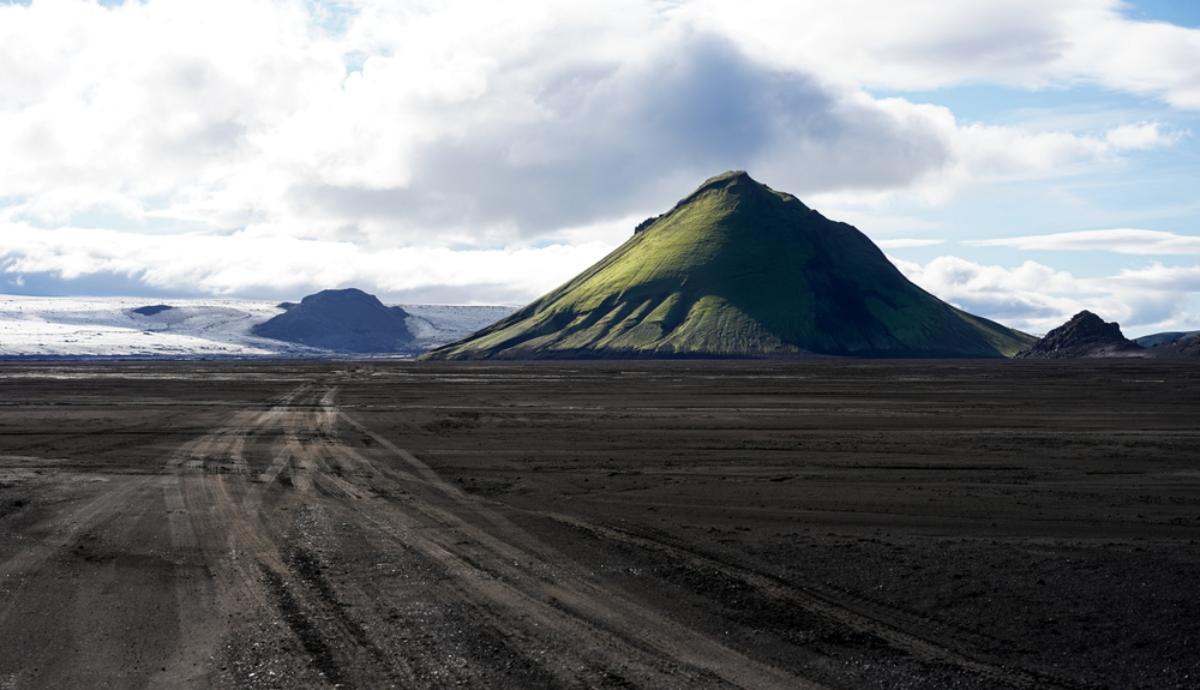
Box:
0 361 1197 688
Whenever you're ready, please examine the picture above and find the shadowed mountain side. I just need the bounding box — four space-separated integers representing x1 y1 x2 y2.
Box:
1148 333 1200 359
425 171 1033 360
1135 330 1200 348
252 288 416 353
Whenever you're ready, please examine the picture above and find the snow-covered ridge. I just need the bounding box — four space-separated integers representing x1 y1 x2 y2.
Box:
402 304 516 348
0 295 515 358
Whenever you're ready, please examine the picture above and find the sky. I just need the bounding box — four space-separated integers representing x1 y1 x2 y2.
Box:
1 0 1199 335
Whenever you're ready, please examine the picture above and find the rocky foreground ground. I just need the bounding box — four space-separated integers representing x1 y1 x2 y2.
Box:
0 360 1197 689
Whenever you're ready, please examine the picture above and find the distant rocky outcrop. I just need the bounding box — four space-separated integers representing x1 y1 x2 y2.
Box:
1135 330 1200 348
252 288 416 353
131 304 174 316
1147 332 1200 359
1016 311 1144 359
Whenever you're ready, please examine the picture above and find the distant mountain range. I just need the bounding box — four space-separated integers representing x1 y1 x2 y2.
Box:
0 295 513 358
1134 330 1200 348
2 172 1197 361
426 171 1034 360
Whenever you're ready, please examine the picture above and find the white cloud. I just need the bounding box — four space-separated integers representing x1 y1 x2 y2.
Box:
0 223 616 303
1114 263 1200 292
971 229 1200 254
1104 121 1179 150
0 0 1193 302
7 219 1197 335
684 0 1200 108
891 254 1200 334
0 2 1186 236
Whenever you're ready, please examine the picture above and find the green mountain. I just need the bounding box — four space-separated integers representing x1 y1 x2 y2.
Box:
425 171 1034 360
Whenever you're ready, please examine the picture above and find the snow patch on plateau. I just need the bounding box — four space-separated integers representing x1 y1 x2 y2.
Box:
0 296 515 358
402 304 517 349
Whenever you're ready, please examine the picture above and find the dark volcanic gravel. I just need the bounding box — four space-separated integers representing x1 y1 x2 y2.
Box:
0 359 1197 689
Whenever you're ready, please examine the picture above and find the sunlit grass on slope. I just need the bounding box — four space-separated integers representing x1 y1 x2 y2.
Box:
427 171 1034 359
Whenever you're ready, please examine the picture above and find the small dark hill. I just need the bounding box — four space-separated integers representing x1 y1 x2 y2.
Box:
252 288 415 353
1135 330 1200 348
131 304 174 316
425 171 1033 360
1016 311 1143 359
1148 332 1200 358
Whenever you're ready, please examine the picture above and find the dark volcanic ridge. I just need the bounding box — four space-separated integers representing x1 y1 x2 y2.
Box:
1016 310 1143 359
252 288 416 354
1148 332 1200 359
1135 330 1200 348
425 171 1034 361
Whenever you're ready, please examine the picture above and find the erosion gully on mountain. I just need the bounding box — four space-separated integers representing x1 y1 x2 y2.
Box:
0 360 1197 689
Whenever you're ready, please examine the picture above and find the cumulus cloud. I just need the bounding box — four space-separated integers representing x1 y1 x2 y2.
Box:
0 223 614 303
891 254 1200 334
1114 263 1200 292
0 2 1187 235
0 0 1194 302
684 0 1200 107
1104 122 1180 150
971 229 1200 255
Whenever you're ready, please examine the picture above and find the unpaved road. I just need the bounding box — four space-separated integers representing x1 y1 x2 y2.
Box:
0 361 1198 688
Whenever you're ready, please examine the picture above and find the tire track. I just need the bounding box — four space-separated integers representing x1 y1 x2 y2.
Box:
166 384 404 688
335 392 1083 690
527 511 1085 690
330 394 824 690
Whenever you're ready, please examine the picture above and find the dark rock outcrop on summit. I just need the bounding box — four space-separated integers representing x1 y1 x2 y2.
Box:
1016 311 1144 359
131 304 174 316
252 288 416 354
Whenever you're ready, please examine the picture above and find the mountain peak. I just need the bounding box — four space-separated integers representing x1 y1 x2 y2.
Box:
1016 310 1141 359
1067 309 1104 325
1060 310 1126 340
426 173 1034 360
300 287 383 308
690 170 793 202
634 170 806 235
697 169 753 189
253 287 415 353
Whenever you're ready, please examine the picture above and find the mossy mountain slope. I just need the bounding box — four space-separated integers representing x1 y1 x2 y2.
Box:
426 172 1033 359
